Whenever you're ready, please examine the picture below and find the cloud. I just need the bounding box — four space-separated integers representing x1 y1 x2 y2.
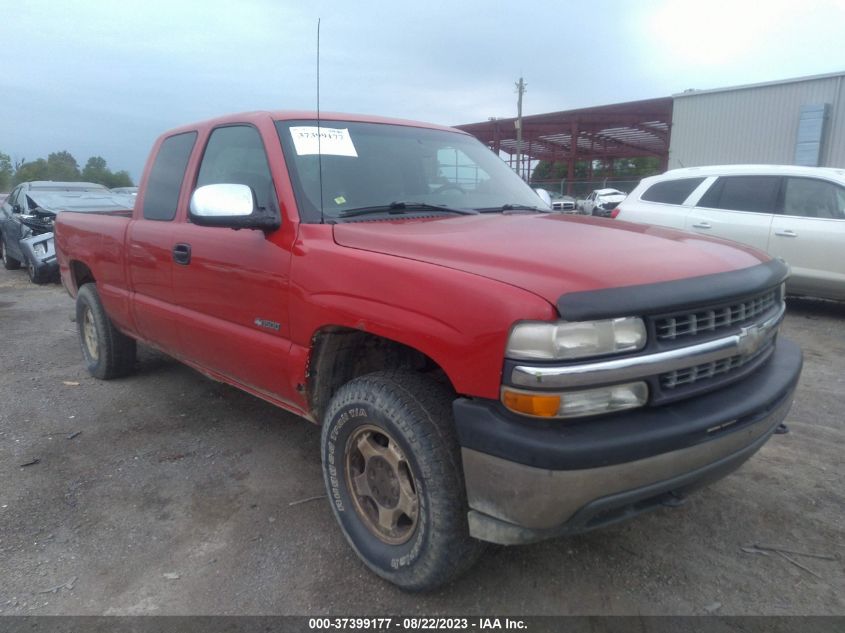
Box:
635 0 845 88
1 0 843 180
644 0 793 66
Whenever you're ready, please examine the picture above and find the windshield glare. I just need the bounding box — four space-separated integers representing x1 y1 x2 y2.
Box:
276 120 547 221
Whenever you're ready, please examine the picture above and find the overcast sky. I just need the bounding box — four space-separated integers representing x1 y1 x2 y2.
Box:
3 0 844 181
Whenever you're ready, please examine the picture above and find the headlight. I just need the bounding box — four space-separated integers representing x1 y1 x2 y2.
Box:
33 242 48 256
506 317 646 361
502 382 648 419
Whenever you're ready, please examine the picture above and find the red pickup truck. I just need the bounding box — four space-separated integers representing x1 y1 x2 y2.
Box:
55 111 802 590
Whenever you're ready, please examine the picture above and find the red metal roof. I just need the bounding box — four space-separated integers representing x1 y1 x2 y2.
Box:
456 97 672 164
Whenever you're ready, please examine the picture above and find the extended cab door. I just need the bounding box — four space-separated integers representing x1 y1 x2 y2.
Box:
168 123 296 403
684 175 779 251
127 131 198 351
769 176 845 300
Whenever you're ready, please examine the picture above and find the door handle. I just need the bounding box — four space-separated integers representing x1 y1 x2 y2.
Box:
774 229 797 238
692 222 712 229
172 243 192 265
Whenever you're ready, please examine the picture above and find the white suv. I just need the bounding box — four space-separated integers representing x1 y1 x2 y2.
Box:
614 165 845 301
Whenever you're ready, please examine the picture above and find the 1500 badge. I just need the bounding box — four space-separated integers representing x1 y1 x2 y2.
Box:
254 318 281 331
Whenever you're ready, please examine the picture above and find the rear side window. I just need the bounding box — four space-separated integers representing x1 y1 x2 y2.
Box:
640 177 705 204
697 176 780 213
783 177 845 219
143 132 197 221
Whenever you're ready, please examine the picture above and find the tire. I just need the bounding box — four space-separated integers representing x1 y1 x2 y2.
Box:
321 370 484 591
1 238 21 270
76 283 137 379
25 256 48 284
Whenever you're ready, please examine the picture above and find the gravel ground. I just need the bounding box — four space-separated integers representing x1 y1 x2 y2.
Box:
0 268 842 615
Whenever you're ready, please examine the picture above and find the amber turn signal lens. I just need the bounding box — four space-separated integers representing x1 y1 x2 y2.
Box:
501 389 561 417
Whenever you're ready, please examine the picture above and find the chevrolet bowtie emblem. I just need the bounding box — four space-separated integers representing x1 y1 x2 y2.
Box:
737 322 767 357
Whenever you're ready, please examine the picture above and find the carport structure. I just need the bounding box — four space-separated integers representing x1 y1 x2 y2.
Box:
456 97 673 193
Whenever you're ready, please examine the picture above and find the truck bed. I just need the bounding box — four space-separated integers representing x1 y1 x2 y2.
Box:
55 211 134 330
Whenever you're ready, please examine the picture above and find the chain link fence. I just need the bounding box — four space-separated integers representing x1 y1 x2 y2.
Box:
531 178 643 200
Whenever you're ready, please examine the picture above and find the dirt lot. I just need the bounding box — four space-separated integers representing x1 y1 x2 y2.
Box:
0 268 842 616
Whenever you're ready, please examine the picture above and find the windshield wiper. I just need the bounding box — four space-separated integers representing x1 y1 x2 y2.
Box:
476 204 550 213
338 201 478 219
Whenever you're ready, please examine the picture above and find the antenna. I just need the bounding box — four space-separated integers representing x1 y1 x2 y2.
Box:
317 18 325 224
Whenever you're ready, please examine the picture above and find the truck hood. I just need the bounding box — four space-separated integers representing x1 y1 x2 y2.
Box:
332 214 768 311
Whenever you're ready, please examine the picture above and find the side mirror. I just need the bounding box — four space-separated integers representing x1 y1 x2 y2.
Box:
189 183 280 230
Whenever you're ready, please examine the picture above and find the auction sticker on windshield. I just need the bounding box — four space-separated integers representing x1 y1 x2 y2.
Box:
290 126 358 157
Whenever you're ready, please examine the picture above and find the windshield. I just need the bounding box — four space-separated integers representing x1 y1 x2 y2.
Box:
275 120 547 222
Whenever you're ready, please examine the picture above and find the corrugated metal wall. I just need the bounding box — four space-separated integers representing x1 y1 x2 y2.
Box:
669 73 845 169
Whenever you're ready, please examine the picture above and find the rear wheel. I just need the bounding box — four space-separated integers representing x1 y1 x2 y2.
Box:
321 371 484 591
1 238 21 270
76 283 137 379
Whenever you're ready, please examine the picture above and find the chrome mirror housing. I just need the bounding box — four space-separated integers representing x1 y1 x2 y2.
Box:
190 183 255 218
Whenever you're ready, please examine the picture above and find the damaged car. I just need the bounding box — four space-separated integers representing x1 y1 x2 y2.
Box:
1 181 132 284
581 188 627 217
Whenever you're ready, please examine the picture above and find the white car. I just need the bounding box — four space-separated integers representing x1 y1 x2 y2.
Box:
614 165 845 301
582 188 627 217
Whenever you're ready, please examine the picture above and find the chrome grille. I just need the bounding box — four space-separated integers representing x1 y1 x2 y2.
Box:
655 289 778 341
660 340 773 389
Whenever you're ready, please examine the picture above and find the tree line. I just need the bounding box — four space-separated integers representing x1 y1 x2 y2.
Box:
531 157 660 183
0 150 134 192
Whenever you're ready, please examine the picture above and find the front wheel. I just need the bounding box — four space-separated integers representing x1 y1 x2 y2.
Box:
321 371 483 591
76 283 137 379
26 256 48 284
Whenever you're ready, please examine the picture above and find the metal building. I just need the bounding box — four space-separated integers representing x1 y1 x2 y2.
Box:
669 71 845 169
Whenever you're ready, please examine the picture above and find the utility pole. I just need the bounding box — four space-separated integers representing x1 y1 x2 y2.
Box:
515 77 526 180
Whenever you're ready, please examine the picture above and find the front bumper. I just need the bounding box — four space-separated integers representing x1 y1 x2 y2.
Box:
19 232 58 282
453 338 802 545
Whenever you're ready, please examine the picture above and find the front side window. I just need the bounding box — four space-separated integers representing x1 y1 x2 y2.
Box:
6 187 22 212
782 177 845 219
196 125 278 214
641 177 705 205
275 120 545 222
143 131 197 221
697 176 780 213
